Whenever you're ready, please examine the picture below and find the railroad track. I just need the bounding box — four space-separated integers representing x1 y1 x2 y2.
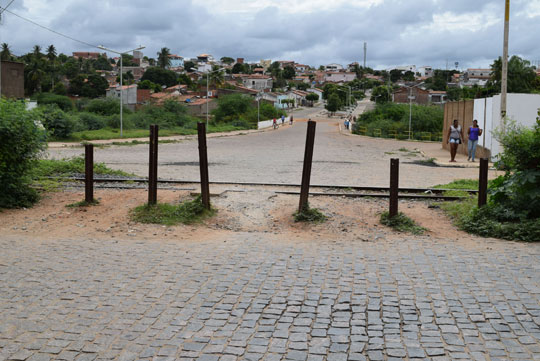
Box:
57 177 475 201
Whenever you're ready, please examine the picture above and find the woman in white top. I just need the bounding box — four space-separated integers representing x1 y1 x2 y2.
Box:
446 119 464 162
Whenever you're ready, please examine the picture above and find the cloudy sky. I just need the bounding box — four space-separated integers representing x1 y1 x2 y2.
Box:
1 0 539 70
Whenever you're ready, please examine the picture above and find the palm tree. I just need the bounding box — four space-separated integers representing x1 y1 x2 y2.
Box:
46 45 57 62
1 43 11 60
27 61 45 94
157 47 171 69
209 65 224 87
32 45 42 60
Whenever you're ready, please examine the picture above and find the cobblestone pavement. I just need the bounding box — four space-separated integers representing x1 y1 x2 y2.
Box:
46 114 483 188
1 234 539 361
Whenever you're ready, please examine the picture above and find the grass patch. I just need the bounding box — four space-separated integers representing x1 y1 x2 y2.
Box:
66 199 100 208
30 156 134 192
58 124 249 142
130 196 215 226
440 199 540 242
380 211 426 235
413 158 438 167
433 178 482 197
294 204 327 223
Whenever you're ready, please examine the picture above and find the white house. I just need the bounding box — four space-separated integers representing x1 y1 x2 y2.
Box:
169 54 184 68
418 66 433 77
325 63 344 71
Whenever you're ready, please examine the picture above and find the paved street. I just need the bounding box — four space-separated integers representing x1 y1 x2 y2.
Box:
1 234 539 361
46 106 482 188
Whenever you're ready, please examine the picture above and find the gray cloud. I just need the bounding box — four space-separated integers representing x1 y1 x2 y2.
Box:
1 0 538 69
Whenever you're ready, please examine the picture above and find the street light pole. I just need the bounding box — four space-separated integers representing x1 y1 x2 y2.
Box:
501 0 510 129
206 67 226 128
406 82 424 140
97 45 145 137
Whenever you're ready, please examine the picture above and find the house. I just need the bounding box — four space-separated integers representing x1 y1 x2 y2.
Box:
290 90 309 106
325 63 344 71
120 66 145 81
106 84 138 109
418 66 433 78
185 98 218 117
223 81 260 96
168 54 184 68
73 52 104 60
260 92 293 109
293 76 310 84
164 84 187 94
277 61 295 69
294 64 309 73
462 68 491 87
233 74 273 91
253 67 265 74
392 86 430 105
324 72 356 83
0 60 24 98
388 65 417 73
428 90 447 104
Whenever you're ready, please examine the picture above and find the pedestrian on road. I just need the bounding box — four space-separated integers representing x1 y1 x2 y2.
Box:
281 115 285 124
273 118 277 129
290 115 293 125
467 119 483 162
446 119 464 162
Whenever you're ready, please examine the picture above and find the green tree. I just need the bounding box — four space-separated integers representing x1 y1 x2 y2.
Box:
490 55 537 93
212 94 252 122
94 55 113 71
220 56 235 65
1 43 12 60
0 99 47 208
184 60 196 72
389 69 403 83
403 71 415 82
32 45 43 60
326 93 341 114
283 65 296 79
138 79 162 92
232 63 248 74
81 74 109 98
306 92 319 106
371 85 392 104
140 67 178 87
46 45 57 62
157 47 171 69
296 82 309 91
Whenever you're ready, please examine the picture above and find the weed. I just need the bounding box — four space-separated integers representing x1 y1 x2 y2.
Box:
380 211 426 235
66 199 100 208
130 196 215 226
294 205 327 223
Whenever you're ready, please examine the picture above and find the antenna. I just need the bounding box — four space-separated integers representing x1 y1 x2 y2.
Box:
363 42 367 68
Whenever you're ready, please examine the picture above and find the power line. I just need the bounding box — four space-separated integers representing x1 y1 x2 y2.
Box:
0 7 99 49
0 0 17 14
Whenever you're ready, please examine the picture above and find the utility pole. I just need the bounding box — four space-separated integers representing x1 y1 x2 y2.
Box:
363 42 367 69
501 0 510 125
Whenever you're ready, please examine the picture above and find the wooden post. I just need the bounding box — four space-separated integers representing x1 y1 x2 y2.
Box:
84 144 94 203
389 158 399 217
197 122 211 210
478 158 489 207
148 125 159 205
299 120 317 211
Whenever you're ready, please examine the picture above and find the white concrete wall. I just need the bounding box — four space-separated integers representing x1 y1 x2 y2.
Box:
474 93 540 159
258 117 290 129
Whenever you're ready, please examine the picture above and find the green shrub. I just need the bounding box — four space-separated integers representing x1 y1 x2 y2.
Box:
129 100 194 129
85 98 131 116
38 105 80 139
0 99 47 208
353 103 443 139
36 92 74 111
77 112 107 130
294 204 327 223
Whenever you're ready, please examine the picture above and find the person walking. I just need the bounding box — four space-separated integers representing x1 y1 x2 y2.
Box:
281 115 285 125
273 118 277 129
467 119 483 162
290 115 293 125
446 119 464 162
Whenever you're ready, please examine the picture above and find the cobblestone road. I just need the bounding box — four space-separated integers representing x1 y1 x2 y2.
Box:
1 235 539 361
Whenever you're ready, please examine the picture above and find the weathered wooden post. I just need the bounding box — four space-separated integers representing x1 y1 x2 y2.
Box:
478 158 489 207
389 158 399 217
84 144 94 203
299 120 316 211
197 122 211 210
148 125 159 205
